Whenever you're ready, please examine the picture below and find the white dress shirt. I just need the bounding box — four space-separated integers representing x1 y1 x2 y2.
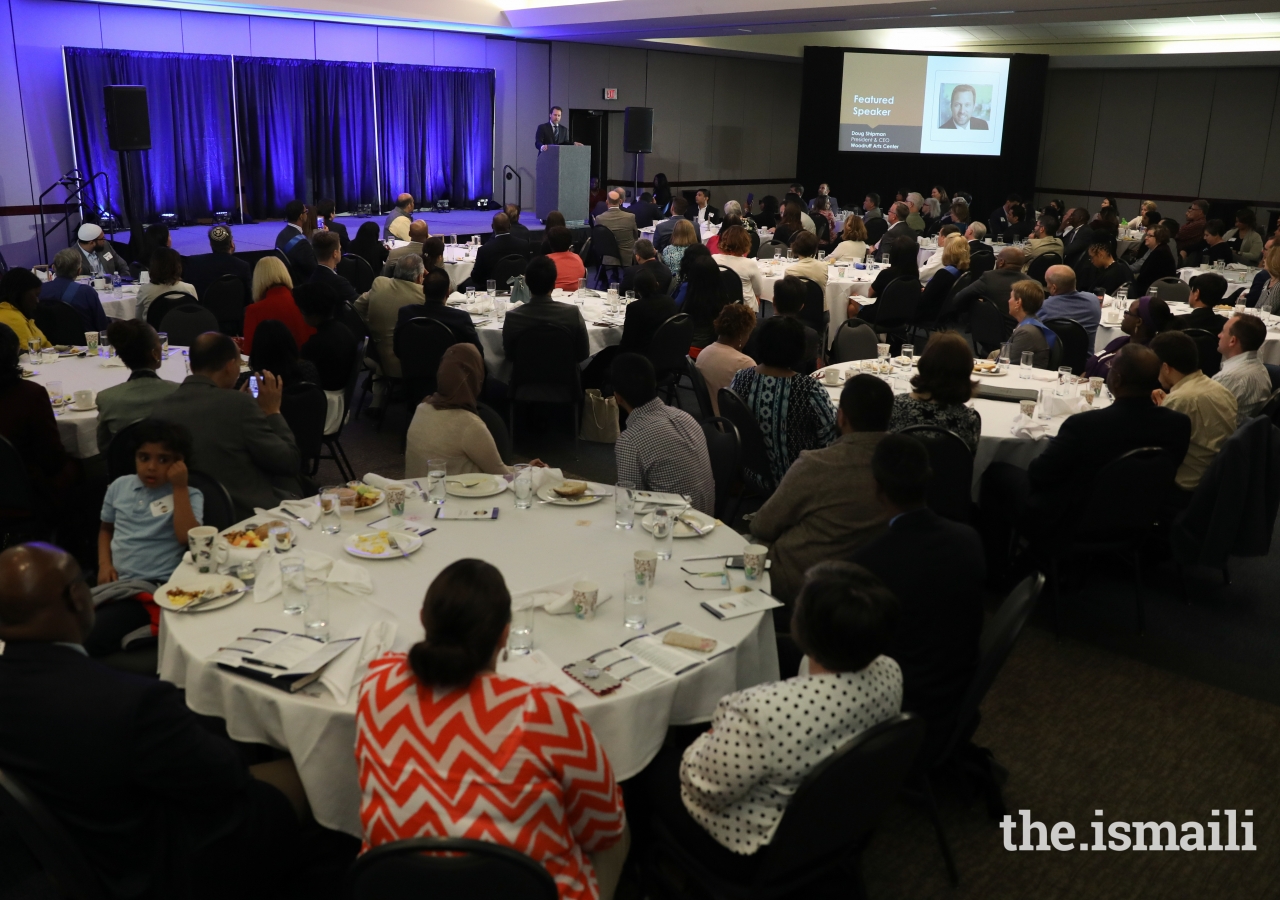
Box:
918 247 946 284
1213 350 1273 426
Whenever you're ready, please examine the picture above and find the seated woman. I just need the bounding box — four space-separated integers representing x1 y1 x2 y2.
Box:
618 269 676 354
751 194 780 231
350 221 389 274
356 559 628 900
1129 224 1177 298
134 248 197 323
729 317 838 490
677 253 725 349
772 200 805 247
652 561 901 878
917 234 969 322
660 219 698 283
811 196 837 249
0 267 51 349
827 215 868 263
538 210 568 255
712 226 764 305
545 225 587 291
1224 208 1263 266
850 238 921 324
888 331 981 453
696 302 756 415
243 257 312 353
421 236 448 281
1249 244 1280 313
1084 296 1173 379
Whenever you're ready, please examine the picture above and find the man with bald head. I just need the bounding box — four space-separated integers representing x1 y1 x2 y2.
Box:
407 218 430 246
0 542 305 898
466 211 530 291
152 332 301 519
384 192 414 241
596 188 640 266
1039 264 1102 341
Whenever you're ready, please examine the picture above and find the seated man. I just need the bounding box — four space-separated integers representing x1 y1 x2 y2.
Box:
1174 272 1229 335
1038 265 1101 341
653 197 701 251
744 275 821 374
384 193 414 240
611 352 715 516
1150 330 1238 495
152 333 301 519
72 222 127 278
618 269 676 354
784 230 828 289
544 225 587 291
408 218 431 245
852 434 984 750
1076 237 1131 297
620 238 673 296
0 542 305 898
1213 313 1273 425
309 230 358 307
39 247 108 332
356 254 426 387
502 256 589 363
998 279 1056 369
1201 219 1235 265
274 199 317 280
397 268 483 358
191 224 253 301
950 247 1030 320
750 374 892 607
1021 214 1063 272
95 319 180 453
296 282 359 394
468 213 529 290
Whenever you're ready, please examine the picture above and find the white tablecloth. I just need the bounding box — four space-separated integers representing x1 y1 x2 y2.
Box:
1177 265 1257 291
98 286 139 320
158 484 779 837
442 245 477 291
758 261 877 339
1093 298 1280 364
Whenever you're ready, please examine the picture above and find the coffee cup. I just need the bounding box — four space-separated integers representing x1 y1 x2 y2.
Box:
1019 399 1036 419
572 581 599 620
822 368 841 386
72 390 94 409
634 550 658 584
93 277 106 290
188 525 227 574
742 544 768 582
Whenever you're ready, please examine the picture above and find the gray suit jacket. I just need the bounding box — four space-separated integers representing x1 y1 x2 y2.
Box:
95 370 180 454
152 376 301 519
595 207 640 266
78 244 127 278
652 216 701 252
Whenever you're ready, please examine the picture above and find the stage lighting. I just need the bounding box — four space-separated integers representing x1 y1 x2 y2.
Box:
475 198 490 209
160 212 177 228
213 211 229 223
434 199 450 213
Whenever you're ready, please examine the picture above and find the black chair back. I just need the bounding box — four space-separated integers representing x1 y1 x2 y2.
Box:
0 767 105 900
338 299 368 340
717 388 773 490
968 249 995 277
347 837 557 900
716 266 745 306
589 225 623 266
646 313 694 383
158 304 220 347
1262 387 1280 424
201 274 247 335
394 317 456 411
273 248 294 277
34 301 87 346
794 276 827 332
1025 252 1062 285
872 277 922 330
1181 327 1222 377
106 420 148 480
1150 276 1190 305
509 324 581 406
966 299 1008 358
186 469 236 530
700 417 740 521
337 254 376 294
756 240 786 260
492 255 528 289
145 291 198 330
756 714 926 884
1086 447 1177 538
897 425 974 522
830 318 879 363
686 356 715 419
1041 317 1090 375
280 381 327 470
476 401 513 464
0 434 37 518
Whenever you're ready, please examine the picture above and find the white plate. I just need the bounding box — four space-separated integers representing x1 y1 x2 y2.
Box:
1101 318 1124 327
351 487 385 511
445 474 508 497
344 530 424 559
156 573 246 612
814 370 847 386
536 483 605 506
65 403 97 412
640 509 717 538
974 368 1006 377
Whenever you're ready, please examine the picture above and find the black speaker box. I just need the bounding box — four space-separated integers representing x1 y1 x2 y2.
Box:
623 106 653 154
104 85 151 151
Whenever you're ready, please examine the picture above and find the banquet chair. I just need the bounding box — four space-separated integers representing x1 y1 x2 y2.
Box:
492 254 529 290
647 714 925 900
354 338 403 432
394 317 456 413
686 356 716 420
587 226 625 288
700 417 741 522
159 304 220 348
1150 276 1190 305
337 254 376 294
964 299 1008 359
144 292 198 331
1264 364 1280 393
968 249 994 277
508 323 581 453
1180 327 1221 377
1025 252 1062 286
794 276 827 333
717 388 775 512
0 435 45 545
859 278 921 353
34 301 87 346
829 319 879 363
107 420 148 480
316 337 365 483
279 382 327 474
347 837 557 900
200 274 246 336
897 425 974 523
476 402 513 464
646 313 693 407
756 240 785 260
0 766 106 900
717 266 745 306
338 299 368 340
1041 317 1089 375
185 470 236 531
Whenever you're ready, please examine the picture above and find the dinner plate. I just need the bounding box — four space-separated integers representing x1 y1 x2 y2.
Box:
640 509 717 538
973 368 1006 377
814 370 847 386
155 573 246 612
344 487 384 512
344 530 424 559
536 483 605 506
445 474 508 497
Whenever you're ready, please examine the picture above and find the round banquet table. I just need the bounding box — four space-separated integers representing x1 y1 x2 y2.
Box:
157 484 780 837
441 245 476 290
97 285 139 320
759 261 878 339
1093 297 1280 364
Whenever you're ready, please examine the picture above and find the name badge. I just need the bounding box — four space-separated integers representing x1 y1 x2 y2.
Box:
150 495 175 517
102 251 113 261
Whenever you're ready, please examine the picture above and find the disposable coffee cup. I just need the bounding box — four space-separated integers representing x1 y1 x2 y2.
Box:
573 581 599 620
743 544 768 581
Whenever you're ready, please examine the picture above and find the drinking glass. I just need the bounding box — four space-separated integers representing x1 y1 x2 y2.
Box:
609 282 621 297
268 525 293 553
486 279 497 299
615 482 635 529
577 277 587 300
304 581 330 642
1036 388 1052 421
998 342 1012 374
1149 284 1159 300
652 507 674 560
236 560 257 592
466 287 476 304
45 381 63 412
26 338 39 359
773 247 782 260
1020 351 1034 379
623 569 650 630
428 459 448 505
493 296 507 322
817 250 826 262
85 331 98 354
98 331 109 357
445 234 456 245
509 605 534 655
786 250 796 262
319 487 342 534
625 290 635 302
280 557 306 615
900 344 914 366
1055 366 1073 397
512 464 533 509
158 332 169 360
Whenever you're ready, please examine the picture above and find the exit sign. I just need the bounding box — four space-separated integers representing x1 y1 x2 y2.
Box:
603 88 618 100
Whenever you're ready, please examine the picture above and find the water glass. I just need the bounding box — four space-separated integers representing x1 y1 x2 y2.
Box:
817 250 826 262
486 279 497 299
998 342 1012 374
901 344 914 365
304 581 330 641
280 557 306 615
98 331 109 357
652 507 674 560
615 482 635 529
45 380 63 411
577 277 587 300
236 560 257 592
1055 366 1073 397
1019 351 1034 379
320 487 342 534
337 487 357 522
512 464 533 509
466 287 476 304
1036 388 1052 421
623 569 650 630
428 459 448 505
786 250 795 262
609 282 621 297
269 525 294 553
26 338 39 359
158 332 169 360
773 247 782 260
508 605 534 655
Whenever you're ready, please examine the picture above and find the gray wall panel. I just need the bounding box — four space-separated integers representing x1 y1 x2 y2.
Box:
1200 68 1279 201
1038 70 1101 190
1090 72 1157 195
1142 71 1214 197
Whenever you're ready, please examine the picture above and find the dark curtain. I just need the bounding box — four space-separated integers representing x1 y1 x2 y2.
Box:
235 57 376 218
376 63 494 205
65 47 237 225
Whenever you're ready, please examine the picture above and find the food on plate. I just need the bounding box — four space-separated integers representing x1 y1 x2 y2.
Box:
165 587 203 607
353 531 393 555
973 359 998 373
352 484 383 508
252 520 286 540
1214 305 1233 311
553 480 588 498
222 529 265 548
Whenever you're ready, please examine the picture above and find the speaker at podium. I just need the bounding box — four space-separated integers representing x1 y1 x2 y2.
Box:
536 145 591 227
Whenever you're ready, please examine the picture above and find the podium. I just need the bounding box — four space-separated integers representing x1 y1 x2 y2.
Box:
536 145 590 227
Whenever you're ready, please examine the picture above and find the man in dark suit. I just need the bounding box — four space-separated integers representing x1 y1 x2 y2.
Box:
398 268 483 358
691 189 721 228
618 268 677 354
188 224 253 302
502 256 589 362
0 542 306 899
1060 208 1094 266
852 435 985 750
309 231 358 307
938 83 989 129
620 239 672 296
950 247 1032 319
536 105 579 152
504 204 531 239
653 197 701 251
296 281 359 393
274 199 317 280
965 221 990 256
467 212 530 291
630 191 661 228
873 202 917 260
987 193 1021 239
1175 272 1229 335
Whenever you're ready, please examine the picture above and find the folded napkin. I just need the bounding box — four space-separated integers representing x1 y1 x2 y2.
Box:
254 550 373 602
530 467 564 492
255 499 322 525
1041 394 1090 417
99 357 127 368
511 574 613 616
319 620 398 705
1010 414 1051 439
361 472 408 490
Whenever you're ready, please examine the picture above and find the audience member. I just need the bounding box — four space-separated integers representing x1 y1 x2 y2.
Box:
696 303 756 415
1022 214 1063 271
811 195 837 244
1213 314 1273 425
315 198 349 252
134 248 197 324
350 221 390 274
1130 224 1178 298
1200 219 1235 265
152 333 301 518
750 375 893 606
744 275 820 373
504 203 530 238
904 193 927 233
597 190 640 266
1224 208 1262 265
1060 208 1094 265
888 331 981 452
275 200 317 278
0 269 48 349
545 225 587 291
469 213 530 290
40 247 108 331
621 238 672 296
384 193 414 241
309 230 357 306
829 215 869 262
503 256 590 362
676 251 724 349
1250 243 1280 313
711 225 763 302
1175 272 1229 335
193 224 253 301
0 322 77 495
406 218 430 248
987 193 1022 238
850 238 921 323
692 188 719 226
1039 265 1102 341
618 269 677 354
296 281 359 394
729 317 838 490
654 197 700 251
421 235 447 280
630 191 661 227
1177 199 1210 255
876 202 917 255
1150 330 1238 495
95 320 180 452
917 224 960 283
917 234 968 321
1084 296 1173 379
785 231 827 289
72 222 126 277
965 221 988 256
1077 238 1131 296
356 254 426 386
661 219 699 279
247 320 319 388
243 256 311 353
612 353 715 515
396 268 483 357
998 280 1055 368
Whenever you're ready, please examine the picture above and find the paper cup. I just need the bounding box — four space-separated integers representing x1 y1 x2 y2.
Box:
572 581 599 620
1019 399 1036 418
386 486 406 516
634 550 658 584
743 544 768 582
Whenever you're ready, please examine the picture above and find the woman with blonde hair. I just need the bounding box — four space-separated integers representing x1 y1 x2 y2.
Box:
828 215 868 262
916 234 968 323
243 256 310 353
1249 243 1280 314
661 218 698 281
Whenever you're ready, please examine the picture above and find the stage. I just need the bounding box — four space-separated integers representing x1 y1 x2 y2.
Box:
164 211 505 256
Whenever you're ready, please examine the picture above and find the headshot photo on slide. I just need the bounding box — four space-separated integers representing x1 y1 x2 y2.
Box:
938 82 992 130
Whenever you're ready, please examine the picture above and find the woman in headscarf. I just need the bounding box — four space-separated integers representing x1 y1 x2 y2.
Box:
406 345 546 476
1083 295 1173 379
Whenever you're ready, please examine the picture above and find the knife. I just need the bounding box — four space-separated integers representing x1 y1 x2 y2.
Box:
176 589 244 614
388 533 412 561
279 507 313 530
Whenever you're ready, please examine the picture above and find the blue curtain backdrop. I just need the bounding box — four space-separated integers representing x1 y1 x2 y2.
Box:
376 63 494 206
65 47 238 224
234 57 376 218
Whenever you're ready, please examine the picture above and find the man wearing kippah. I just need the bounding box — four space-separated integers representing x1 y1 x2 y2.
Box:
196 224 253 302
74 222 127 278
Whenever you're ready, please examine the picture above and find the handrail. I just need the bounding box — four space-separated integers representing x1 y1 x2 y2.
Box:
37 169 113 264
502 165 520 211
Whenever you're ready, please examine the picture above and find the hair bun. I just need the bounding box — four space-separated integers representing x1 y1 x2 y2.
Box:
409 641 481 689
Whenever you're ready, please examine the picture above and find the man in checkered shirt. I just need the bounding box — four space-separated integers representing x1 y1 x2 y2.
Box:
611 353 716 516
